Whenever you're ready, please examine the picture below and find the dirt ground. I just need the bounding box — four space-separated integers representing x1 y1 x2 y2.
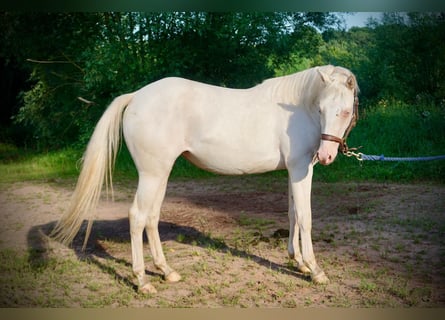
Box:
0 176 444 307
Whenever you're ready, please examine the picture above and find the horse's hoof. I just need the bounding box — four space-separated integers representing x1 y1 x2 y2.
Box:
165 271 181 283
297 263 311 275
139 283 158 294
312 271 329 284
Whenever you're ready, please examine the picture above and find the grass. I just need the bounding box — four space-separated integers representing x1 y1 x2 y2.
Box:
238 213 276 229
0 179 443 306
1 100 444 185
0 145 82 183
0 248 142 307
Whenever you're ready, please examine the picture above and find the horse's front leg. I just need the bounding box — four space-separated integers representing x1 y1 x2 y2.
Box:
287 180 311 275
288 164 329 284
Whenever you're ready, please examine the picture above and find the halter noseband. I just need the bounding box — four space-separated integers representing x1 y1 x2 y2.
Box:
321 92 359 155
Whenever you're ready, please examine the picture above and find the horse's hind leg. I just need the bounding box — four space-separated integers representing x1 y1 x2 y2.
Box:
145 176 181 283
129 172 179 294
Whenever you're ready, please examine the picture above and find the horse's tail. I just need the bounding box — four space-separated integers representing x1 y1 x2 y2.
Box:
51 92 135 250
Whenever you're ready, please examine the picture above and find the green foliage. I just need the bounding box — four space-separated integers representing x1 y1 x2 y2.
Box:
14 75 84 149
271 26 324 75
2 12 340 149
312 13 445 106
1 13 101 148
362 13 445 103
319 28 373 90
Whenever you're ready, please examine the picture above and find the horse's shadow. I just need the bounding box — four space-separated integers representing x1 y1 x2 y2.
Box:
27 217 308 292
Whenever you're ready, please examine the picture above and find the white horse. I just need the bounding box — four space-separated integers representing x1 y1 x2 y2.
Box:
52 65 359 294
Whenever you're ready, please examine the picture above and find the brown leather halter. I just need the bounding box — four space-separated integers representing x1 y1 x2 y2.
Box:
321 91 359 155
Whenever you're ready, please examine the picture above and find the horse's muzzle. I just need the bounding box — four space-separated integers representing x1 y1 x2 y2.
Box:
317 139 339 165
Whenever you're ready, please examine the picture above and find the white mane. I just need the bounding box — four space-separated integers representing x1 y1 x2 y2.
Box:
256 65 358 107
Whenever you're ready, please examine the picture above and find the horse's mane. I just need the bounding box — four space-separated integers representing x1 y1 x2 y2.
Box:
257 65 358 107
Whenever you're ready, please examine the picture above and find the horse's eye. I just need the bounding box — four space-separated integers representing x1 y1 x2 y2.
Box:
341 110 351 118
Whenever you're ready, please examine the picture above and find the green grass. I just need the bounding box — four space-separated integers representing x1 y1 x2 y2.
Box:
1 100 444 184
0 248 142 307
0 145 82 183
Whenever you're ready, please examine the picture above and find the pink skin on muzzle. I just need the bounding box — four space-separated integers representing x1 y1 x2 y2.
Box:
317 140 339 165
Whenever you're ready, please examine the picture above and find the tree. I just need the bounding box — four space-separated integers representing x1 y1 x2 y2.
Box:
3 12 340 148
363 12 445 102
0 12 101 147
315 13 445 105
319 27 375 101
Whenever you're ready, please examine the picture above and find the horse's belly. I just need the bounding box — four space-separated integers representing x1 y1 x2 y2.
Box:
182 148 284 175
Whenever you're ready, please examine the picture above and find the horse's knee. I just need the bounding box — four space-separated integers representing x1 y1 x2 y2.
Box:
145 215 159 229
129 209 146 235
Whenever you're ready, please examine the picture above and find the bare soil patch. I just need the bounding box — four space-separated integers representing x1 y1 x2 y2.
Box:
0 176 444 307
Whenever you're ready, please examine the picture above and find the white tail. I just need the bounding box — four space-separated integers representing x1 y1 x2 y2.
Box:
51 93 134 249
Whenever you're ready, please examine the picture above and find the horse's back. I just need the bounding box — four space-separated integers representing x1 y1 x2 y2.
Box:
122 77 286 175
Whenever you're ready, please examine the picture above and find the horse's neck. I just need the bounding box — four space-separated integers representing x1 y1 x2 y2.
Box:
257 70 319 111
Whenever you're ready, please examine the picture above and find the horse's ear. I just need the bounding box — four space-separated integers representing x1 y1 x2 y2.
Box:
346 75 355 90
317 68 332 84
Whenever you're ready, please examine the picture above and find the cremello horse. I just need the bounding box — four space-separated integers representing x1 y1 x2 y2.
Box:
52 65 359 294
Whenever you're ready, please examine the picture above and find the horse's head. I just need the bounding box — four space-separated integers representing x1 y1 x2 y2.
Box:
316 66 359 165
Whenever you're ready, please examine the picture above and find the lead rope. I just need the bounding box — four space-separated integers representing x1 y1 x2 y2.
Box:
344 151 445 162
